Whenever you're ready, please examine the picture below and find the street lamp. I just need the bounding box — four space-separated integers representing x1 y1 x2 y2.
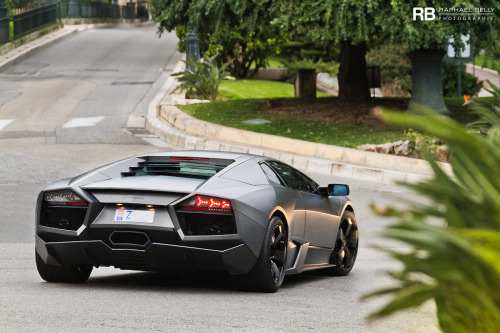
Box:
186 24 200 71
444 34 474 97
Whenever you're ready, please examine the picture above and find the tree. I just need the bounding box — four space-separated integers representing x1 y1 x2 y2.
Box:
377 1 499 114
148 0 282 78
272 0 378 102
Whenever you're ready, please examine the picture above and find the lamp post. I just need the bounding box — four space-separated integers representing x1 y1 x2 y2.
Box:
444 34 474 98
186 25 200 71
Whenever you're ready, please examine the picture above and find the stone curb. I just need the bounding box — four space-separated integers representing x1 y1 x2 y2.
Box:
141 57 452 183
0 25 90 72
146 105 433 183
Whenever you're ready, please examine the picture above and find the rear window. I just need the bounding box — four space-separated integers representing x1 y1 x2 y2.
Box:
121 157 234 179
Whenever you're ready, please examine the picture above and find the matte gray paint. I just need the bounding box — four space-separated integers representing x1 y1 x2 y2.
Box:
36 151 355 276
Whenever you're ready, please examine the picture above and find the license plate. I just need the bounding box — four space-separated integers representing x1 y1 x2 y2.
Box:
114 209 155 223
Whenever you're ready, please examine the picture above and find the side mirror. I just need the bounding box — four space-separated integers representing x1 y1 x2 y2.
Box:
328 184 350 196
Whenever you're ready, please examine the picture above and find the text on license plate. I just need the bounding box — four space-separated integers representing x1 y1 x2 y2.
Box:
114 209 155 223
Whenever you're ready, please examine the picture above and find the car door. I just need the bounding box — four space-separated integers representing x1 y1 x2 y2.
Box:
266 161 340 248
260 162 306 240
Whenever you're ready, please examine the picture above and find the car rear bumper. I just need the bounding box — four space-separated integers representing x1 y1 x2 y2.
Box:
35 234 257 275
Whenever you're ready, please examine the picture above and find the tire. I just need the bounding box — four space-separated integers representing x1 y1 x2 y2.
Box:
232 216 288 293
325 211 359 276
36 252 93 283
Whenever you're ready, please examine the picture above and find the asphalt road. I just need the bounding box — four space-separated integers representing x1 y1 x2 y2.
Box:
0 24 439 332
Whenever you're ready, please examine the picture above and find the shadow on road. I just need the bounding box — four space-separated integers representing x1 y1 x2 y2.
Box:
38 269 336 293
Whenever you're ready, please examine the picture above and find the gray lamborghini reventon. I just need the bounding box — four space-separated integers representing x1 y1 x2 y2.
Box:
36 151 358 292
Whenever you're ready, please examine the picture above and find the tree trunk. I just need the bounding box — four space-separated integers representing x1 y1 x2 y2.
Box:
338 41 370 103
408 49 449 115
295 69 317 98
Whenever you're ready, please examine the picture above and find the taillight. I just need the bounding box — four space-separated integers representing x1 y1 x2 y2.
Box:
176 195 236 235
44 190 88 206
40 190 88 231
180 195 232 213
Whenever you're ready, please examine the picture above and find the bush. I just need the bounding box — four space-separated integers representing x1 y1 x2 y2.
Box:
281 58 339 77
468 81 500 135
366 44 412 96
441 61 483 97
172 54 233 101
365 87 500 332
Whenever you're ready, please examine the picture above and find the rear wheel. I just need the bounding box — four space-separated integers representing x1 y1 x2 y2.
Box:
36 252 92 283
232 216 287 292
325 211 358 276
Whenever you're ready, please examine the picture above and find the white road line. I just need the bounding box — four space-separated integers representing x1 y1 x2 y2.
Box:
0 119 14 131
62 117 105 128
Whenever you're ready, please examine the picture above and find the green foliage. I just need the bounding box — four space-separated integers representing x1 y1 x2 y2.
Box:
5 0 14 15
172 55 233 101
174 25 187 53
441 62 483 97
365 94 500 331
281 59 339 77
148 0 283 78
272 0 380 46
475 55 500 73
377 1 500 53
366 44 412 94
468 81 500 135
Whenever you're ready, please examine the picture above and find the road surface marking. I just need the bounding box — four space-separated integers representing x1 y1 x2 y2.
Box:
0 119 14 131
62 117 105 128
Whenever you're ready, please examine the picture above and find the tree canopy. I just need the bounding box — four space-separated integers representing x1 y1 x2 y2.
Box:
378 1 499 55
149 0 500 104
148 0 283 78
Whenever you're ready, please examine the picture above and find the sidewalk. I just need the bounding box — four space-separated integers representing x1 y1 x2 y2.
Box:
0 25 90 71
466 64 499 97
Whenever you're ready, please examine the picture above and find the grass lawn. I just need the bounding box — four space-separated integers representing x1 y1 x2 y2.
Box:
219 80 330 100
474 55 500 72
178 80 483 150
250 56 285 69
179 99 408 148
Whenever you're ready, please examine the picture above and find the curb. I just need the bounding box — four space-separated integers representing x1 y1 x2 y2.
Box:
0 25 90 72
145 58 451 183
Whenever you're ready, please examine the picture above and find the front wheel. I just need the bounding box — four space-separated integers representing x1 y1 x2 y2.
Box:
232 216 287 293
325 211 358 276
36 252 92 283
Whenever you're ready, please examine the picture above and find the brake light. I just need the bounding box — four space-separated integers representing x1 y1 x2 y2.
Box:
180 195 232 212
44 190 88 206
170 157 209 161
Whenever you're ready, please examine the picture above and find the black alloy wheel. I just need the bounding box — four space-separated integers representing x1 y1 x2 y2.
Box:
232 216 288 293
269 219 287 285
326 211 358 276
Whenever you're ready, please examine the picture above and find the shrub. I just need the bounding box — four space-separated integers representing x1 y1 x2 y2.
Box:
282 58 339 78
467 81 500 135
441 62 483 97
366 44 412 96
365 86 500 332
172 54 233 101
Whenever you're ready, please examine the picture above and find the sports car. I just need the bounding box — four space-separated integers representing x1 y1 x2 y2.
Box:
35 151 358 292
